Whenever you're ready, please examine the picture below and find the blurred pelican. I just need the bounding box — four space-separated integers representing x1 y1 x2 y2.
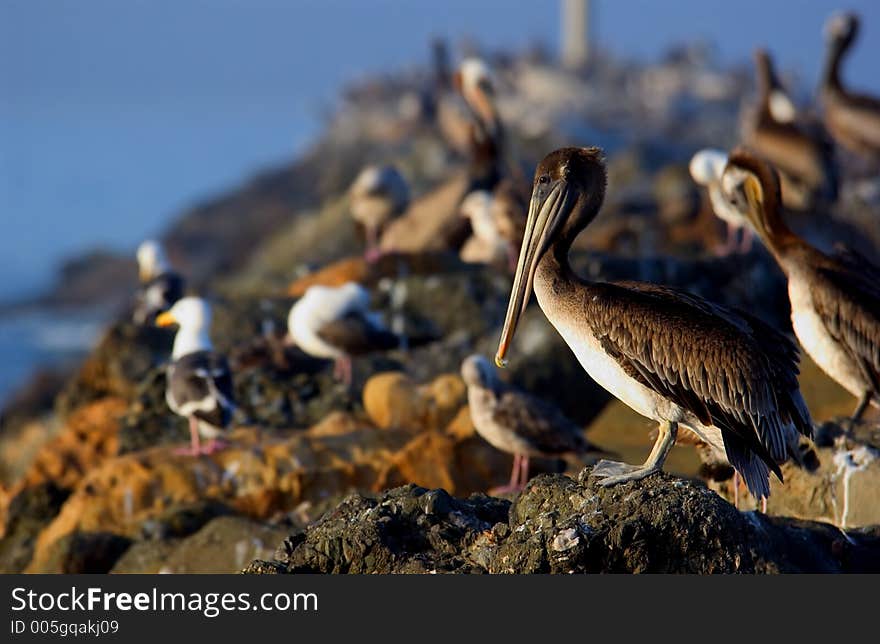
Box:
349 164 410 262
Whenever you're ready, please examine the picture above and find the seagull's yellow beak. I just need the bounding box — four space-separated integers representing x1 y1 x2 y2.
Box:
155 311 176 327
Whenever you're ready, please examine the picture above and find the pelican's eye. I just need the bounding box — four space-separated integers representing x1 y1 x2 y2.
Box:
538 174 550 185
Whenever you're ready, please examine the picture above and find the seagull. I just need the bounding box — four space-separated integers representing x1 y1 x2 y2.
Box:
495 146 813 501
156 297 235 456
286 282 399 385
461 354 604 494
133 239 185 324
349 164 410 262
689 149 754 255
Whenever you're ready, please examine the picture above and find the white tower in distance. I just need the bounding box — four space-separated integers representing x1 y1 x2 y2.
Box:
561 0 592 70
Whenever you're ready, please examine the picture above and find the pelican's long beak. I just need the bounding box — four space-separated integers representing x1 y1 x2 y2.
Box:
495 180 568 367
156 311 177 327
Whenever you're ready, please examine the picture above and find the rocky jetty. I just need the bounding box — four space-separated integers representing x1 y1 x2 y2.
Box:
246 474 880 574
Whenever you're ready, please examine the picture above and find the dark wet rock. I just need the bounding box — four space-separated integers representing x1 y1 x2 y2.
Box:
253 473 880 574
110 539 181 574
56 321 175 419
709 422 880 526
27 531 131 574
253 484 510 573
0 369 70 436
138 501 234 541
0 483 70 573
149 516 290 574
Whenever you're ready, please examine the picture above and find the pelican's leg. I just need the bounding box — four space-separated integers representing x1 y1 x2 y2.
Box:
851 392 871 423
591 421 678 486
714 222 737 257
842 392 872 436
733 471 741 510
174 416 202 456
738 226 754 254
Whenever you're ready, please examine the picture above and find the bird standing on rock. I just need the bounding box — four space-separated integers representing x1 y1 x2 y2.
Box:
349 164 410 262
133 239 185 324
461 354 603 494
157 297 236 456
721 148 880 426
820 12 880 164
741 49 838 210
286 282 399 386
689 149 754 255
495 146 814 501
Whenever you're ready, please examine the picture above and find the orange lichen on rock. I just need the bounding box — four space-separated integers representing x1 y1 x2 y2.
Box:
19 397 127 491
362 371 467 432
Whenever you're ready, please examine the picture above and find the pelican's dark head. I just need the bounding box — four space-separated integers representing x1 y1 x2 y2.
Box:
495 147 607 367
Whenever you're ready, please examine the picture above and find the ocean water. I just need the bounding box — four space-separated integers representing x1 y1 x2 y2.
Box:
2 0 879 404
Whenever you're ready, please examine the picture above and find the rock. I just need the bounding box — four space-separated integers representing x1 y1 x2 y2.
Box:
150 516 291 574
110 539 181 574
56 322 174 418
285 251 471 298
138 501 234 540
0 483 70 573
16 398 127 491
253 472 880 574
709 428 880 528
362 371 466 432
250 484 510 573
27 531 131 574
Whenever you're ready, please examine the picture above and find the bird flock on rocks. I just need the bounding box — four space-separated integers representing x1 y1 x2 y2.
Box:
129 12 880 511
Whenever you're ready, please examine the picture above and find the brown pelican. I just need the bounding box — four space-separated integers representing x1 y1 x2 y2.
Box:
133 239 185 324
690 149 754 255
286 282 398 385
722 148 880 424
348 164 410 262
820 13 880 162
156 297 235 455
495 147 813 500
380 58 504 254
742 49 838 209
461 354 603 493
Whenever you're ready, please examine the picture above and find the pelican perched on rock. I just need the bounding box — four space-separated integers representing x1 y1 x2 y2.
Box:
157 297 235 455
349 164 410 262
689 149 754 255
287 282 398 385
820 13 880 162
461 354 602 494
133 239 185 324
742 49 838 209
380 57 505 254
722 148 880 425
495 147 813 500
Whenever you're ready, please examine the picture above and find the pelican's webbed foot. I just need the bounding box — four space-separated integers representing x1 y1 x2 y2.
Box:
590 459 660 486
589 420 678 488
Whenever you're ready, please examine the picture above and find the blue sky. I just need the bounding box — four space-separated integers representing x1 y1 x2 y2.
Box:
2 0 878 300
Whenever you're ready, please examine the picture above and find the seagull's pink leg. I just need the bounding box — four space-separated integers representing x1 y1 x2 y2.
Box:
174 416 202 456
